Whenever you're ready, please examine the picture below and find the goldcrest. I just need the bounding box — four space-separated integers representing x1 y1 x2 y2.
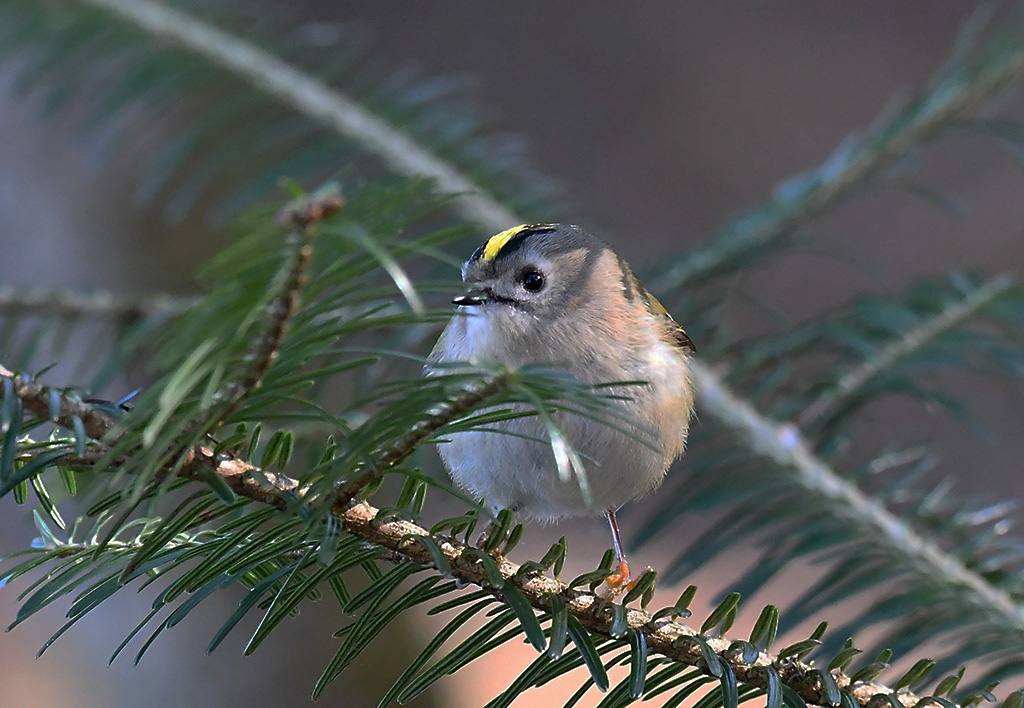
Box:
428 224 695 588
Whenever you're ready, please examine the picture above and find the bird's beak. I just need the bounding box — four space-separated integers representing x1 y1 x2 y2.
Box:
452 288 487 306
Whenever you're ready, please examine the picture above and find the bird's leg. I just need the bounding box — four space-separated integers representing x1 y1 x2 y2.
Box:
602 509 631 596
475 525 492 549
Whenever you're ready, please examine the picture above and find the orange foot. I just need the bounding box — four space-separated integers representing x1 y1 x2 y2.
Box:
601 561 655 600
601 558 631 599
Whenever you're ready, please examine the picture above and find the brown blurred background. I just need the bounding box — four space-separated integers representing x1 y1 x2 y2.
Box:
2 3 1023 707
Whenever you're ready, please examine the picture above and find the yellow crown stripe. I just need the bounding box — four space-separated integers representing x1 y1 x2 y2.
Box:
481 225 532 262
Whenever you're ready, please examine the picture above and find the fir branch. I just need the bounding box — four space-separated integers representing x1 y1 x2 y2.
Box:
653 42 1024 290
689 357 1024 646
214 227 314 420
0 363 117 440
193 458 867 708
0 286 196 320
800 275 1014 426
77 1 1024 265
0 365 976 708
79 0 521 231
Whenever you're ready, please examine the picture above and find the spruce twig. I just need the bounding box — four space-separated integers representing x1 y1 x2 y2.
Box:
213 227 315 423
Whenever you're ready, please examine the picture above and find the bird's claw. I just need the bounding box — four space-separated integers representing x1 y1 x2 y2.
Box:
601 562 654 600
600 559 631 599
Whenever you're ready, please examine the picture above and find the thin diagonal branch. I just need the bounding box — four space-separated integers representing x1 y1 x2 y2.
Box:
81 0 521 231
801 275 1014 426
192 449 877 706
82 1 1024 260
215 228 315 421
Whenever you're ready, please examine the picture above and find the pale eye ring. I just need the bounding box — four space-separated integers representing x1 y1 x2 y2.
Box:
521 269 545 292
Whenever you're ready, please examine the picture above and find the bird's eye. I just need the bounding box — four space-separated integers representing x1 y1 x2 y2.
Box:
521 269 545 292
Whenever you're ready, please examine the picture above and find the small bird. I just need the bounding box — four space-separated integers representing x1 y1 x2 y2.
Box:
428 224 695 592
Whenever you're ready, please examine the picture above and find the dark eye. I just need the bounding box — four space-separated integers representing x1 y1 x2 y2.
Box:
521 269 545 292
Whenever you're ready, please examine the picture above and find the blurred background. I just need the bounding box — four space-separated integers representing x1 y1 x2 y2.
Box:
1 2 1023 706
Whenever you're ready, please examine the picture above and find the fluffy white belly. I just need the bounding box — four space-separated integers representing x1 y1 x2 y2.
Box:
438 391 673 519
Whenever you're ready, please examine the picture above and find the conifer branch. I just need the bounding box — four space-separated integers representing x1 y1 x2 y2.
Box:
0 373 935 708
214 228 314 421
689 358 1024 644
0 364 117 440
0 286 196 320
654 46 1024 290
192 452 901 708
80 0 521 231
801 275 1014 426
